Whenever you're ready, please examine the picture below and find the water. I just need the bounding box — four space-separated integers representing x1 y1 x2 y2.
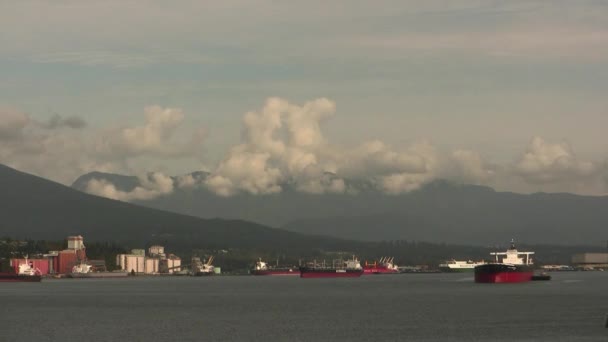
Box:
1 272 607 341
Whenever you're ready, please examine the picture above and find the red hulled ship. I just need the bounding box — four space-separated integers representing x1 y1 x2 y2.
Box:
299 256 364 278
250 259 300 276
362 257 399 274
0 258 42 282
474 240 534 283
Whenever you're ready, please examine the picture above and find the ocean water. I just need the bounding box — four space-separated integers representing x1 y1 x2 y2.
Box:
1 272 607 341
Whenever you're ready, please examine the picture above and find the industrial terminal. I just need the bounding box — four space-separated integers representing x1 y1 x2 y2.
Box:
4 235 216 278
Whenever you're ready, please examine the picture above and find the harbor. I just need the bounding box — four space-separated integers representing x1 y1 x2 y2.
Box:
3 235 605 283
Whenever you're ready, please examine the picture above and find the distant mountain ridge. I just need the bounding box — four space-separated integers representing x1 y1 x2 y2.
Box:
72 171 608 245
0 164 353 254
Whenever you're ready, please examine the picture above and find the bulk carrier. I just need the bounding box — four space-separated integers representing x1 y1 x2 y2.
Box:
250 259 300 276
299 256 364 278
474 240 534 283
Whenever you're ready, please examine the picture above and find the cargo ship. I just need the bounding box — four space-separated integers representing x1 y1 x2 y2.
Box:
250 259 300 276
300 256 364 278
191 256 215 276
439 259 486 272
0 258 42 282
474 240 534 283
362 257 399 274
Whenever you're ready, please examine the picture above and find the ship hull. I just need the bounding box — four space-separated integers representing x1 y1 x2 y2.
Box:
362 268 399 275
251 269 300 276
68 272 129 278
299 267 363 278
0 273 42 282
474 264 533 283
193 272 214 276
438 267 475 273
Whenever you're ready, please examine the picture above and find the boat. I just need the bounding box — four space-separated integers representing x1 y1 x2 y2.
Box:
531 272 551 281
250 259 300 276
439 259 486 272
68 261 128 278
362 257 399 274
191 256 215 276
474 240 534 283
299 256 364 278
0 258 42 282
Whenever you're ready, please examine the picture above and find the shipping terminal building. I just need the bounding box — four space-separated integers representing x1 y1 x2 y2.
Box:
571 253 608 270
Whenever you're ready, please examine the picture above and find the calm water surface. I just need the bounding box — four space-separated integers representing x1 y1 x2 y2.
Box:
1 272 607 341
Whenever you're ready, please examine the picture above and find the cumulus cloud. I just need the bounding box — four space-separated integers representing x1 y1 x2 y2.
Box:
205 97 339 196
0 108 30 140
85 172 175 201
204 97 440 196
447 149 495 184
95 105 202 159
0 105 206 185
514 137 597 184
3 99 608 200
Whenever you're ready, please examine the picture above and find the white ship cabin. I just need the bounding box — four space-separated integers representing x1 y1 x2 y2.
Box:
490 240 534 265
254 259 268 271
343 256 362 270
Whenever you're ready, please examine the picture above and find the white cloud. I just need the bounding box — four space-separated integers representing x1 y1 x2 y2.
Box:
85 172 174 201
3 99 608 199
205 148 283 196
95 105 205 160
0 108 30 140
514 137 597 184
0 105 205 185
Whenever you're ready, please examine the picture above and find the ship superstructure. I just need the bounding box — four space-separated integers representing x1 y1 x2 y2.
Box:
474 240 534 283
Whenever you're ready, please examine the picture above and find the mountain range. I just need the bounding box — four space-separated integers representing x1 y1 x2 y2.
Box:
0 164 353 255
72 171 608 246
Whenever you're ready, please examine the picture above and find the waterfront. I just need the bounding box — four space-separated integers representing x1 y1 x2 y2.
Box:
1 272 607 341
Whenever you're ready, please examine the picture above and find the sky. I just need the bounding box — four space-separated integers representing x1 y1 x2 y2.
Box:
1 1 608 198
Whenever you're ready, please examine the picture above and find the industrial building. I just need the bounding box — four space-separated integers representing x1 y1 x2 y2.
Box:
10 235 87 275
571 253 608 270
116 245 181 275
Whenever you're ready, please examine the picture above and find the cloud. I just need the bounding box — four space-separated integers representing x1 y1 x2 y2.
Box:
95 105 205 160
85 172 174 201
514 137 597 184
0 108 30 140
205 97 338 196
447 149 495 184
204 97 440 196
3 98 608 199
38 113 87 129
0 105 205 185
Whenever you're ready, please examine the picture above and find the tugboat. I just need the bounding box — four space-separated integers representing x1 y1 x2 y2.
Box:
0 258 42 282
362 257 400 274
250 259 300 276
300 256 364 278
474 240 534 283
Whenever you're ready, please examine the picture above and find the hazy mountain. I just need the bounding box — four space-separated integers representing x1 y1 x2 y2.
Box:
72 171 608 246
0 164 353 254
